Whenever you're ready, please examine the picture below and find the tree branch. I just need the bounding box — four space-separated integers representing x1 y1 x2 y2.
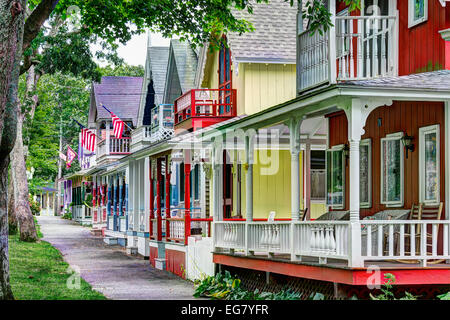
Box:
22 0 60 53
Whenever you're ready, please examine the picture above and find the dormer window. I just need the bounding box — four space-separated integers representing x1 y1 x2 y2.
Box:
408 0 428 28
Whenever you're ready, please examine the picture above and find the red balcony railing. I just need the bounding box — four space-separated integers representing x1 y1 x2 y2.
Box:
174 89 237 127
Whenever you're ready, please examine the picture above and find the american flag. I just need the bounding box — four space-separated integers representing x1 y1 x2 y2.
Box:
81 128 96 152
102 105 125 139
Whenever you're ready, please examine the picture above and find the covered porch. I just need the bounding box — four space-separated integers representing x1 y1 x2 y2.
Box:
207 72 450 283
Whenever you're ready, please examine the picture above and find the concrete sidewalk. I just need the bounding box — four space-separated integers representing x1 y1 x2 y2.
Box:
37 215 196 300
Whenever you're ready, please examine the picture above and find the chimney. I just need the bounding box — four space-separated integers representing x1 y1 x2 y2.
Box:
439 28 450 70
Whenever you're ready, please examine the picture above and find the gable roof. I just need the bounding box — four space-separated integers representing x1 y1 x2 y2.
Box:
92 76 143 126
227 0 298 64
163 39 198 103
148 46 170 104
171 39 198 92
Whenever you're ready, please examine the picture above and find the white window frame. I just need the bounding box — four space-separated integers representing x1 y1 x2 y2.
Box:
408 0 428 28
380 132 404 207
326 144 345 210
419 124 440 205
360 138 372 208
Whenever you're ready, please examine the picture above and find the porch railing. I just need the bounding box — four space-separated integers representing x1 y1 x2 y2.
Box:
174 89 237 126
214 219 450 266
97 136 131 158
298 14 398 92
360 220 450 265
167 218 185 242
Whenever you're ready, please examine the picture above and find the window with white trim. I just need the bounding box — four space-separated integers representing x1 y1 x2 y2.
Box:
326 145 345 209
408 0 428 28
419 124 440 205
360 139 372 208
380 132 404 207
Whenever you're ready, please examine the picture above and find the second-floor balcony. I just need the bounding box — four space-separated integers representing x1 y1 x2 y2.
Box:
298 13 398 92
130 104 174 152
174 89 237 132
97 135 131 160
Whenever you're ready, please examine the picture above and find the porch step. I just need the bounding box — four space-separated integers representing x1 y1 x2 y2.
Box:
90 229 103 237
155 258 166 270
126 246 138 255
103 237 118 245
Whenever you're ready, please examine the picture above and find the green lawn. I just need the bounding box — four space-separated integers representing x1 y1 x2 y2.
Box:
9 219 106 300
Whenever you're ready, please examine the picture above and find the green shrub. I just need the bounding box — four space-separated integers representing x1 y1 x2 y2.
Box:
62 208 72 220
28 195 41 216
370 273 417 300
194 271 301 300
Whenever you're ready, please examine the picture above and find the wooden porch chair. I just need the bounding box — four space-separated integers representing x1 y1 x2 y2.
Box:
299 208 308 221
397 202 444 264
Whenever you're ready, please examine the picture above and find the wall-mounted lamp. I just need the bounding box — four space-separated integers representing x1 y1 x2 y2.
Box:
401 133 415 159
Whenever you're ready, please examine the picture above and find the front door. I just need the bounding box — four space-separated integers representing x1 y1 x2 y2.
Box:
223 151 233 218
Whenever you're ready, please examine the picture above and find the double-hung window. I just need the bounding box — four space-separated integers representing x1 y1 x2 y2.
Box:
360 139 372 208
419 124 440 205
326 145 345 209
380 132 404 207
408 0 428 28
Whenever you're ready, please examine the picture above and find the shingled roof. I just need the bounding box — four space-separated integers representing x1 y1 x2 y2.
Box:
171 39 198 92
343 70 450 91
227 0 298 63
93 76 143 126
148 46 170 105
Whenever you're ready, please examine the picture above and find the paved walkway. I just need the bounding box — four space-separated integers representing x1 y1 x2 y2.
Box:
37 215 196 300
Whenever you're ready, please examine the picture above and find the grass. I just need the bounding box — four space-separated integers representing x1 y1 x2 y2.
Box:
9 218 107 300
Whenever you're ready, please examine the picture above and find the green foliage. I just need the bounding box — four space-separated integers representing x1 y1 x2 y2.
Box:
62 209 72 220
370 273 417 300
194 271 301 300
28 195 41 216
302 0 361 35
99 64 144 77
437 292 450 300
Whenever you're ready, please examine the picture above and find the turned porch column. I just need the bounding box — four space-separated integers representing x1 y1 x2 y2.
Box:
156 158 163 241
184 150 191 244
165 155 171 241
149 159 155 238
244 132 255 255
345 99 364 268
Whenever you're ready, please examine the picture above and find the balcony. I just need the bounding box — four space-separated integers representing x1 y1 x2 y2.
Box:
174 89 237 132
298 14 398 92
96 135 131 160
130 104 174 152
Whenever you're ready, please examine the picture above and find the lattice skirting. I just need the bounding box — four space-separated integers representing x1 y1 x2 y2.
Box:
221 265 450 300
221 265 336 300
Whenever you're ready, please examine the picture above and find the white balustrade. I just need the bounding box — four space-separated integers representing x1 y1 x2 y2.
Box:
214 222 245 250
168 219 185 240
151 219 157 238
361 220 450 265
298 14 398 91
248 222 290 254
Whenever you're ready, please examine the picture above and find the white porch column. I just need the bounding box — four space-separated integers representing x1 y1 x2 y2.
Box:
289 118 302 221
144 157 150 232
305 141 311 217
345 99 364 268
245 133 255 221
244 132 255 256
288 118 302 261
212 138 223 222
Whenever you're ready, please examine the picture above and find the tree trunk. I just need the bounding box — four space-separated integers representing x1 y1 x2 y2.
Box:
11 112 37 242
0 157 14 300
0 0 26 300
7 169 17 235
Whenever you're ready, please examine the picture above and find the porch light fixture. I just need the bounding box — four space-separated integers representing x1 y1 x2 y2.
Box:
401 133 415 159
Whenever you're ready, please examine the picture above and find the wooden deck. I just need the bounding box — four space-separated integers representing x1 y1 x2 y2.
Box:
213 251 450 286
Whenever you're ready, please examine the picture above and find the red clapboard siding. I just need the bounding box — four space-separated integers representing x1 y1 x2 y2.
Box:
398 0 446 75
327 102 445 218
149 246 158 267
165 249 186 279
